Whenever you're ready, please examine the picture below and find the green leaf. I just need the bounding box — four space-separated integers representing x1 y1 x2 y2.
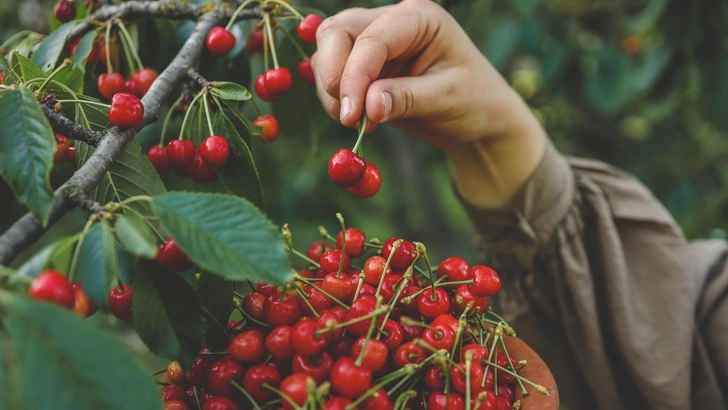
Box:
76 139 166 220
0 86 55 225
32 22 76 72
114 209 158 259
584 47 633 113
151 192 292 285
197 273 234 349
211 81 251 101
3 297 161 410
73 31 97 69
46 234 80 273
72 95 110 131
214 111 264 208
10 53 47 81
74 221 120 309
54 65 86 94
220 100 257 146
132 259 204 368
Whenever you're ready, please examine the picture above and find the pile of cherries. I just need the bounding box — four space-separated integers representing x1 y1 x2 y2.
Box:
146 134 230 183
158 225 544 410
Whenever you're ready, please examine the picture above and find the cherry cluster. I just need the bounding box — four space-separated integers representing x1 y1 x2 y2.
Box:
147 134 230 183
54 134 77 167
157 223 544 410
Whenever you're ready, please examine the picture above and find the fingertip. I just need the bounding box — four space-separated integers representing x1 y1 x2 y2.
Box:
364 84 391 124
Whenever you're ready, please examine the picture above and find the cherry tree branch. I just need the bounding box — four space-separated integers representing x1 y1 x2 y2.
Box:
0 10 233 265
41 97 104 146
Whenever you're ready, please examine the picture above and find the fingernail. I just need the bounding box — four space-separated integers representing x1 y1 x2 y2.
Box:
381 91 392 122
340 96 352 121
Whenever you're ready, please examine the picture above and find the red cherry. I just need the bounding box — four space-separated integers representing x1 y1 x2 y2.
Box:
186 387 213 408
321 272 355 303
164 400 189 410
66 145 76 165
342 298 377 336
161 384 186 403
207 358 244 396
298 59 315 84
97 73 126 101
330 356 372 398
417 288 450 319
428 391 465 410
108 284 133 320
54 134 71 165
496 350 518 384
471 390 496 410
450 361 485 394
147 145 171 172
279 374 313 410
254 74 277 101
437 256 471 283
468 265 502 297
199 135 229 167
328 149 366 187
454 284 488 314
166 361 190 387
297 14 324 44
291 320 328 356
166 139 196 168
424 365 447 391
398 317 423 343
382 238 417 270
298 286 331 316
350 337 388 372
495 396 512 410
71 283 97 318
348 162 381 198
316 310 344 342
229 330 265 362
242 364 281 402
498 385 515 401
335 228 366 258
246 29 265 54
54 0 76 22
203 397 239 410
292 351 333 383
124 80 142 98
190 152 218 183
108 92 144 128
189 357 212 387
206 26 236 56
0 71 3 83
28 270 74 309
324 397 354 410
360 388 394 410
320 249 351 274
461 344 489 365
253 115 280 143
156 237 193 272
263 293 301 327
263 67 292 95
363 256 392 287
422 322 456 351
431 313 460 335
265 325 294 360
306 242 333 263
243 292 266 321
392 341 426 368
132 68 158 96
257 282 278 296
380 319 403 350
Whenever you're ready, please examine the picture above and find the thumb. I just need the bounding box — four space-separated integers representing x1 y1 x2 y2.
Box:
364 74 449 124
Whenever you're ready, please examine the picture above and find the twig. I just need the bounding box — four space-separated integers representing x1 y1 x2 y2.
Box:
41 97 104 146
65 186 105 214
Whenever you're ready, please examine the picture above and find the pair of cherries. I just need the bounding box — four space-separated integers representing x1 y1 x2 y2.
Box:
28 270 131 321
146 136 229 183
98 68 158 101
53 134 76 166
254 68 293 102
328 149 382 198
245 28 315 86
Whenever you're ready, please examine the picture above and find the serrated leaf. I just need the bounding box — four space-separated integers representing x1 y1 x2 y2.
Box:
214 111 263 208
211 81 251 101
0 86 55 225
73 221 120 309
151 192 292 285
197 273 234 349
76 139 166 220
132 259 203 369
10 53 47 81
220 100 257 146
3 297 161 410
115 209 158 259
32 22 76 72
73 31 97 69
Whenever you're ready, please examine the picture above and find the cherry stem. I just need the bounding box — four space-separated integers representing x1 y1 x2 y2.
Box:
159 94 185 147
116 21 144 71
262 18 270 72
201 90 216 136
314 304 389 336
399 276 447 304
498 334 529 396
104 22 113 74
293 284 321 319
465 356 473 410
248 94 265 117
355 296 383 367
262 383 299 409
225 0 260 31
235 305 270 328
265 0 305 19
192 386 202 410
416 243 438 299
481 358 547 394
376 269 411 337
67 216 95 283
480 331 499 389
374 239 400 298
352 113 368 155
351 271 365 302
231 380 263 410
347 366 417 410
263 14 279 69
289 248 320 269
335 213 346 278
279 24 309 60
178 92 204 141
36 59 72 94
57 99 110 109
296 275 348 309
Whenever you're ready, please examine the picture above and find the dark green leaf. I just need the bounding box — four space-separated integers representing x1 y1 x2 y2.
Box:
220 100 258 146
73 31 97 69
32 22 76 72
151 192 292 286
53 65 86 94
132 259 204 368
10 53 47 81
211 81 251 101
115 210 158 259
46 234 80 274
214 111 263 208
76 139 166 220
584 47 633 113
0 86 55 224
197 273 234 349
72 95 110 131
3 297 161 410
74 221 119 309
